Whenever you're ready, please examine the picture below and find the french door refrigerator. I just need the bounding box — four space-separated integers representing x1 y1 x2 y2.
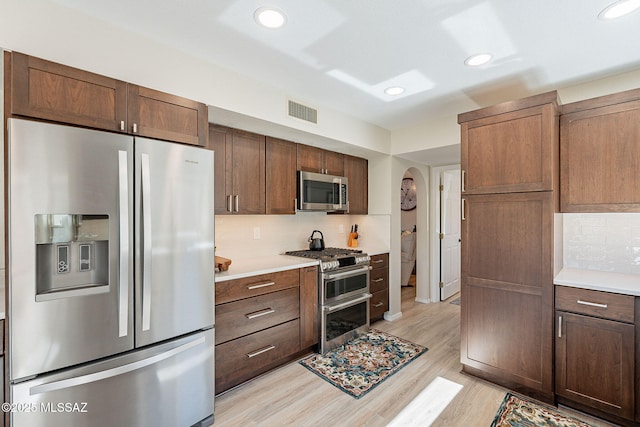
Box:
7 118 215 426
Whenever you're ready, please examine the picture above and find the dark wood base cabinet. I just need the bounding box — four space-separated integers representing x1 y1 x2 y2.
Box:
369 253 389 321
555 286 636 425
214 267 318 394
460 192 555 404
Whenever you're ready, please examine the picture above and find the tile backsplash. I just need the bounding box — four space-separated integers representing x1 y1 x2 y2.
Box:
564 213 640 274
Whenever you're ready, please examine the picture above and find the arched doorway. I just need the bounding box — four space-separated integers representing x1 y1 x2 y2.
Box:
399 167 429 310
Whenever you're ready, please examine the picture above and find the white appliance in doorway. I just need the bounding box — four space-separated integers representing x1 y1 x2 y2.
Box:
439 169 461 301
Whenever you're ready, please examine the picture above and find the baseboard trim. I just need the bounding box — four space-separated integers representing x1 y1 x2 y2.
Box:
384 311 403 321
415 297 431 304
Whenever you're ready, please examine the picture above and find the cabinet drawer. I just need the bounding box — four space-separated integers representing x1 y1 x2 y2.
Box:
555 286 634 323
216 269 299 304
370 253 388 269
215 319 300 393
370 289 388 320
370 267 388 293
215 287 300 344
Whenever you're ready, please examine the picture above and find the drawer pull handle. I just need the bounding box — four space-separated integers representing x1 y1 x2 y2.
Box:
372 278 384 283
373 302 385 308
577 299 608 309
372 259 384 264
245 308 275 319
247 281 276 290
247 345 276 358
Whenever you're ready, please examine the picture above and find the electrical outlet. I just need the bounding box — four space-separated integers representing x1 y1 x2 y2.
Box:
338 224 344 233
253 227 261 239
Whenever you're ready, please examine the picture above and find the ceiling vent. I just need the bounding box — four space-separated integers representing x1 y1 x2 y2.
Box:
288 100 317 124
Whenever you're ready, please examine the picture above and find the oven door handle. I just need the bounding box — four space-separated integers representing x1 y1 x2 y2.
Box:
324 293 372 312
323 266 370 281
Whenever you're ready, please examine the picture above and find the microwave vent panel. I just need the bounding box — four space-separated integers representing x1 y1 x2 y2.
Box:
288 100 317 124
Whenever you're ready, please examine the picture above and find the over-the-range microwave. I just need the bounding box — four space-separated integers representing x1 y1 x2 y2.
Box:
297 170 349 212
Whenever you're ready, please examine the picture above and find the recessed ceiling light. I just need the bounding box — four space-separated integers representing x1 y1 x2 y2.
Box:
464 53 492 67
598 0 640 19
384 86 405 96
254 7 287 29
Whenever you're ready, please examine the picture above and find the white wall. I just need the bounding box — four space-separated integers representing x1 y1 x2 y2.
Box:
389 68 640 159
215 213 389 261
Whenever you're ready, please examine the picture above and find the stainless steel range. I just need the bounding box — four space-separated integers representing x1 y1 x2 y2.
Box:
285 248 371 353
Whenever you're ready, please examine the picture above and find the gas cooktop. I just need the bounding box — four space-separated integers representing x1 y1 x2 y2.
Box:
285 247 369 272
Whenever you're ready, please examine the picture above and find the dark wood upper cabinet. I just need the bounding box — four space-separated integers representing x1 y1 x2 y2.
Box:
459 91 559 195
127 84 207 146
9 51 127 132
209 124 232 215
560 88 640 212
210 124 265 215
9 51 207 146
266 137 297 215
343 154 368 214
297 144 344 176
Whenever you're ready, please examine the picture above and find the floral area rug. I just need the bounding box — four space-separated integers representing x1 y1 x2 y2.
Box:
492 393 596 427
299 329 427 399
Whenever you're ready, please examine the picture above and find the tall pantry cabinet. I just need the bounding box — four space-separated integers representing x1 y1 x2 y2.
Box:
458 91 561 403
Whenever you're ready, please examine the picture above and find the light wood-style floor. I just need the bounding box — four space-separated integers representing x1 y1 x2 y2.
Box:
214 281 615 426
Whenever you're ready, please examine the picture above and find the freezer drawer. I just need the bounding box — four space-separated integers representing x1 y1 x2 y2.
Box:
10 329 214 427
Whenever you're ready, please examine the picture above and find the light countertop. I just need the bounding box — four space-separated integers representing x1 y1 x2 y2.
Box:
554 267 640 296
215 255 319 282
214 246 389 283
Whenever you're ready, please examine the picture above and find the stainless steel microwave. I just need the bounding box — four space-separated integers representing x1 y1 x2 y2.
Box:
297 171 349 212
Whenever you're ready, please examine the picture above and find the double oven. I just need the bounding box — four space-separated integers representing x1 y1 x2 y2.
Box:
285 248 371 353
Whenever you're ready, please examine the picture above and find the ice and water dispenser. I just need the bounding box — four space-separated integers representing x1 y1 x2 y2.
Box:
35 214 110 301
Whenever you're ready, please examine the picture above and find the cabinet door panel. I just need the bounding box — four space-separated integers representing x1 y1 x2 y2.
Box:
299 266 319 349
128 85 207 146
344 155 368 214
466 285 544 381
461 103 558 194
324 150 344 176
556 311 634 420
266 137 297 214
561 99 640 212
297 144 324 173
208 125 233 215
461 192 554 397
10 52 127 132
232 130 265 214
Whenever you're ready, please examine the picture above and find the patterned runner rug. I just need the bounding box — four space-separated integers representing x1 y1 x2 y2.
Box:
299 329 427 399
492 393 596 427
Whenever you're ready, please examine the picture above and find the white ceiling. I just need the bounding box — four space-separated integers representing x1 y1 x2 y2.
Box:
50 0 640 135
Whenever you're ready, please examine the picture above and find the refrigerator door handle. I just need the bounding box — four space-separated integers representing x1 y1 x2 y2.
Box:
141 153 152 331
29 335 206 396
118 150 130 337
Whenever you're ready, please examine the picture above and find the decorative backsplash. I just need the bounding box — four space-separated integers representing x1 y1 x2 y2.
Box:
563 213 640 275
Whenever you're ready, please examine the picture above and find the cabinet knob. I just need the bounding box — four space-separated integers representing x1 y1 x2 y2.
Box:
132 123 138 133
120 120 125 131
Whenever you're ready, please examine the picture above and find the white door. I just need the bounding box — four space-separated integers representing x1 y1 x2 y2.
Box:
440 169 461 301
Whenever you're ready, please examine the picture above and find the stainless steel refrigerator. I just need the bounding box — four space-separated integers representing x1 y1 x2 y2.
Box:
7 118 215 426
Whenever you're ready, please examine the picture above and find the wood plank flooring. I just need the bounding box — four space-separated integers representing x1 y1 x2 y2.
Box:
214 284 615 426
